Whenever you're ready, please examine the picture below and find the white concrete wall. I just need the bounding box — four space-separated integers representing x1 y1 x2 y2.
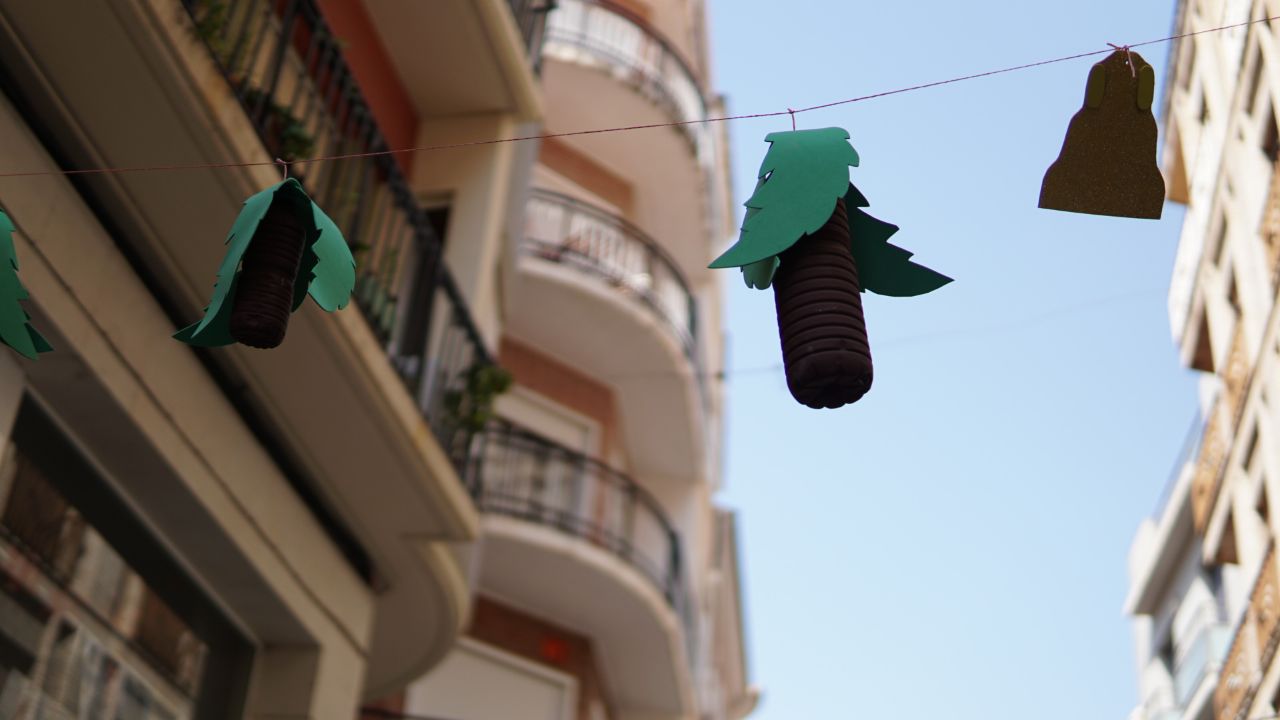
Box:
405 640 578 720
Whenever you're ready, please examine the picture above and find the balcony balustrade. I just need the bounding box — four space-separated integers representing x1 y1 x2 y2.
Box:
508 0 556 70
542 0 711 163
466 419 687 616
1192 401 1227 533
1224 326 1250 421
1216 624 1255 720
1215 547 1280 720
181 0 497 475
1175 622 1233 707
523 189 698 361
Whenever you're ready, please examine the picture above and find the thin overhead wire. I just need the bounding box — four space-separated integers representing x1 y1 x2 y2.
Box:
0 14 1273 180
604 286 1167 382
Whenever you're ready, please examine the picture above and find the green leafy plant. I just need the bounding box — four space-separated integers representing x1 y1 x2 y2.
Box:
189 0 231 56
443 363 514 436
440 361 512 470
240 87 316 162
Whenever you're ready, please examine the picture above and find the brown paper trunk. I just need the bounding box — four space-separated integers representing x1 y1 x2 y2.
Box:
772 198 874 409
230 202 307 348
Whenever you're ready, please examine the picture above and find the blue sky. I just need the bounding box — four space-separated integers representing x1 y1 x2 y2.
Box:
708 1 1197 718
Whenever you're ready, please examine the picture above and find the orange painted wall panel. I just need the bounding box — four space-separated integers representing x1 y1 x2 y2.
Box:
315 0 418 174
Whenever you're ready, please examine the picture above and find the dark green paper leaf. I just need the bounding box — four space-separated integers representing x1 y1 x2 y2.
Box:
176 179 356 346
710 128 859 271
742 257 779 289
176 180 283 345
0 211 52 359
307 201 355 312
173 274 241 346
845 185 952 298
735 178 779 288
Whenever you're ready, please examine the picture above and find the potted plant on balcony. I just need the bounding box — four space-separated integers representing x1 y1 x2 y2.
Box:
238 86 316 163
441 362 513 468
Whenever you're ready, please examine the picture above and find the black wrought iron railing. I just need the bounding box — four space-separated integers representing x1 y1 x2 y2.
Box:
542 0 711 160
181 0 493 475
523 189 697 359
508 0 556 71
466 420 687 615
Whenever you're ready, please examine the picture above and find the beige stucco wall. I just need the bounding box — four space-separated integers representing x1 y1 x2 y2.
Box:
0 84 374 719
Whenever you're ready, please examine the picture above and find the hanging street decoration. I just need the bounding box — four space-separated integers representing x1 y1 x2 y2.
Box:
0 15 1265 379
175 178 356 349
1039 48 1165 219
0 211 52 360
709 128 951 409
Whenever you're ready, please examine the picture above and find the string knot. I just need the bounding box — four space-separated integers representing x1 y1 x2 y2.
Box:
1107 43 1137 77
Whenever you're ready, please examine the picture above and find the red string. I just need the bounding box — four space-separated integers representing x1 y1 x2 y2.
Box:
1108 43 1138 77
0 14 1270 179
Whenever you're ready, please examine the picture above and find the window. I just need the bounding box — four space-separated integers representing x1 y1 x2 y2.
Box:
1218 510 1240 565
1260 479 1273 532
0 398 251 719
1181 39 1197 90
1264 107 1280 163
1158 633 1175 675
1214 216 1230 266
1246 49 1265 115
1246 427 1262 473
1201 565 1228 625
389 206 451 392
1192 321 1215 372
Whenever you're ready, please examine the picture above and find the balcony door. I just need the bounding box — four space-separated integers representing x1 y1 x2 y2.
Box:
0 397 251 720
497 388 599 457
493 389 601 527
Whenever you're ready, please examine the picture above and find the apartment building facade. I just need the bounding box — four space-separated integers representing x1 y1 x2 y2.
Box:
1127 2 1280 720
391 1 757 719
0 0 752 719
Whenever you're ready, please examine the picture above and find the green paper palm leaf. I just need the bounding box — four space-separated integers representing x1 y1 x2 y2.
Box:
175 178 356 347
307 202 356 312
0 211 52 359
710 128 859 271
844 185 952 297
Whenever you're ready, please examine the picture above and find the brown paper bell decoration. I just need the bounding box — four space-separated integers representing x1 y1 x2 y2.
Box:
1039 49 1165 219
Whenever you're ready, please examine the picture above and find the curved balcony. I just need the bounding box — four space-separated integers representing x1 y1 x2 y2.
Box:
180 0 490 696
543 0 708 155
506 190 707 483
466 420 694 715
1215 546 1280 720
525 189 696 358
539 0 717 274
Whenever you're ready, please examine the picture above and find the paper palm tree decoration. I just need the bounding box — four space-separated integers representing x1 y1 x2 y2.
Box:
0 211 51 360
710 128 950 409
176 178 355 348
